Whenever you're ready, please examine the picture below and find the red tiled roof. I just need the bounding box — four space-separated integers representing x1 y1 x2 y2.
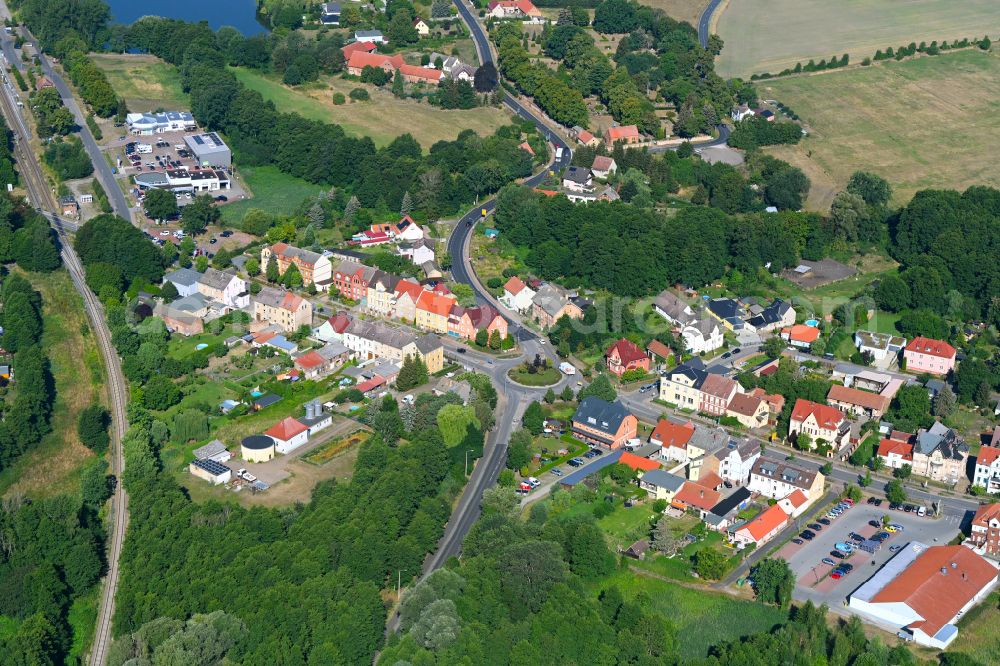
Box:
790 399 845 430
518 141 535 156
650 419 695 449
504 275 527 296
878 438 914 461
785 489 808 508
253 331 277 345
828 384 890 413
781 324 821 343
348 51 404 71
694 471 723 491
533 188 559 196
672 482 721 511
342 41 377 57
870 545 997 639
973 503 1000 528
619 451 660 472
416 289 457 317
739 503 788 542
701 373 737 399
394 279 423 301
576 129 595 144
328 312 352 333
750 387 784 412
905 336 956 360
356 375 386 393
978 445 1000 467
399 63 443 82
606 338 647 365
646 339 671 359
265 416 309 442
592 156 615 171
294 351 325 369
606 125 639 141
280 291 304 311
727 392 764 417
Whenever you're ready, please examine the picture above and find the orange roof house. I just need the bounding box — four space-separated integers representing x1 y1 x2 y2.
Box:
649 419 695 450
605 338 650 377
605 124 640 147
264 417 309 452
399 63 443 85
789 398 848 449
671 481 721 513
828 384 890 418
780 324 821 347
342 41 377 58
618 451 661 473
347 51 405 76
733 503 789 546
878 436 914 465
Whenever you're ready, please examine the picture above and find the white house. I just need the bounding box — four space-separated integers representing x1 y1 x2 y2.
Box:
298 400 333 436
189 458 232 485
314 312 352 343
264 417 310 454
398 238 435 265
748 459 824 503
354 29 385 43
500 276 536 313
163 267 202 297
731 104 755 122
561 166 593 192
681 318 724 354
197 268 248 309
591 156 617 179
707 440 760 486
855 330 907 362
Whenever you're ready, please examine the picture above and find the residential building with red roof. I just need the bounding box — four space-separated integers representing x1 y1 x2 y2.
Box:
968 503 1000 556
878 432 915 469
671 481 721 516
500 275 536 313
973 444 1000 494
649 419 695 457
618 451 661 474
399 63 443 85
780 323 821 348
749 387 784 421
342 41 377 58
487 0 541 18
789 398 849 450
415 289 457 334
604 124 640 148
449 304 508 341
265 416 310 454
332 260 377 301
777 488 811 518
392 279 424 321
260 242 332 290
732 503 789 547
827 384 890 420
699 373 738 416
518 141 535 156
575 128 599 147
346 51 405 76
313 312 350 344
356 375 387 395
849 544 999 648
591 156 617 179
903 336 957 376
605 338 649 377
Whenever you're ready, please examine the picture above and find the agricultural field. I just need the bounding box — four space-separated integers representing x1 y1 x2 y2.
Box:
0 270 105 498
716 0 1000 78
759 50 1000 209
639 0 710 28
91 53 188 111
230 67 512 150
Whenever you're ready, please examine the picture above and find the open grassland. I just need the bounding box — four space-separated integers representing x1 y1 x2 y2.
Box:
716 0 1000 78
948 591 1000 665
91 53 187 111
600 569 787 660
221 165 326 224
0 270 104 498
230 67 512 150
758 50 1000 209
639 0 710 27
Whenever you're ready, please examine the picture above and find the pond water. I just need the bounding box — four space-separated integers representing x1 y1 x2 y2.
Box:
107 0 267 35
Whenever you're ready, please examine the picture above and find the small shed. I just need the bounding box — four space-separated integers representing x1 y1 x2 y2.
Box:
624 539 650 560
79 193 94 204
193 439 231 463
189 458 232 485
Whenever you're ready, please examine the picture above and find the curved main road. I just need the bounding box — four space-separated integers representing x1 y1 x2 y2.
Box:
698 0 725 48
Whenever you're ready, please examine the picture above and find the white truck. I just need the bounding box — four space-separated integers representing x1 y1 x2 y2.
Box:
559 361 576 375
136 143 153 154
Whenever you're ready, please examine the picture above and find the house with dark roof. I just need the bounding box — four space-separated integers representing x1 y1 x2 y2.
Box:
706 298 744 330
652 290 696 326
638 468 686 500
561 166 593 192
745 299 795 333
571 396 638 449
912 422 968 484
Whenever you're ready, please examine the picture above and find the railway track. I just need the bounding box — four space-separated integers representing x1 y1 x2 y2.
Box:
0 51 130 666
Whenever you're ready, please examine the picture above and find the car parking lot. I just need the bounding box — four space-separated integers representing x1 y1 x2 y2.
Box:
772 498 962 608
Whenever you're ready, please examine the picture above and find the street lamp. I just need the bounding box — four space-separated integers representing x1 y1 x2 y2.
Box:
465 449 474 476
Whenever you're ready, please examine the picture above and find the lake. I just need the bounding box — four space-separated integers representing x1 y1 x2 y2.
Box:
106 0 267 35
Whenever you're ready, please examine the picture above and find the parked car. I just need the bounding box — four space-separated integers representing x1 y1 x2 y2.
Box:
869 520 882 528
800 531 815 540
808 523 823 531
830 571 844 580
839 563 854 573
721 352 732 359
818 518 831 526
835 542 854 553
890 524 904 532
822 557 837 566
876 531 891 540
551 468 563 477
830 550 847 559
732 348 741 354
842 498 855 506
792 538 804 545
889 545 903 553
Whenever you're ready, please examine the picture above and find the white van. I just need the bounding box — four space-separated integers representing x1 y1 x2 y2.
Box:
917 506 926 517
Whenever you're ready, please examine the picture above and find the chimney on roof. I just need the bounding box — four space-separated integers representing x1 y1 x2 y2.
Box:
951 562 957 569
940 567 948 575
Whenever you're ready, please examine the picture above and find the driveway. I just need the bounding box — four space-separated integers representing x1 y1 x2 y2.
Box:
774 500 961 608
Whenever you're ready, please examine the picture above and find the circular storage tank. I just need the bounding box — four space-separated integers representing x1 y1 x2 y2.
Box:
241 435 275 463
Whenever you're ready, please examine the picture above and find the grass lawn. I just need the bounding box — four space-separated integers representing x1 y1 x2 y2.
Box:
0 270 104 499
950 591 1000 665
221 165 327 223
758 49 1000 210
716 0 1000 78
230 67 512 150
867 310 901 335
773 254 898 315
508 365 561 386
67 588 99 663
596 502 657 549
91 53 187 111
600 569 788 660
638 0 709 27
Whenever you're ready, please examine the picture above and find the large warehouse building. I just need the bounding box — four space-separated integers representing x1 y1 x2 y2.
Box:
184 131 232 167
848 543 998 648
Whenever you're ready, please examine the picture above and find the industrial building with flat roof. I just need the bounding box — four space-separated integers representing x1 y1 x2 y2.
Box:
184 132 232 167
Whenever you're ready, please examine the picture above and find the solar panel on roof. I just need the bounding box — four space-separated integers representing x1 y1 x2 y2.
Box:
193 458 230 476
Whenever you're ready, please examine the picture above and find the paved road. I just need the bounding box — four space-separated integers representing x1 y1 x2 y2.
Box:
5 18 131 220
698 0 725 48
0 37 130 666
